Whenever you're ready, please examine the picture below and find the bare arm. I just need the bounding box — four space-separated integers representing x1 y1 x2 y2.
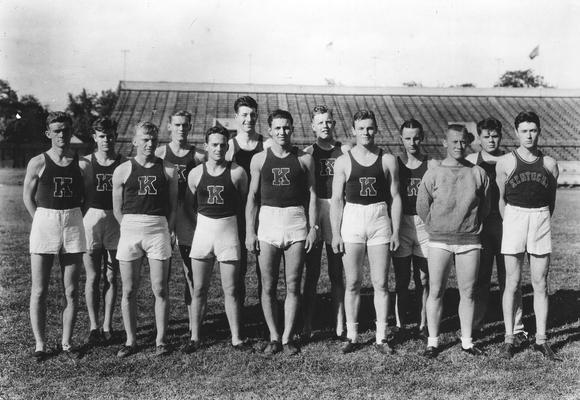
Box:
112 161 130 225
545 156 559 216
22 155 44 218
164 161 178 235
245 152 264 254
79 156 92 214
231 163 249 220
302 153 319 253
495 155 512 220
330 155 348 254
185 165 202 225
225 139 235 162
384 154 401 251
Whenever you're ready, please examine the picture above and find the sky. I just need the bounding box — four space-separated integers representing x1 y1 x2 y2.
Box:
2 0 580 110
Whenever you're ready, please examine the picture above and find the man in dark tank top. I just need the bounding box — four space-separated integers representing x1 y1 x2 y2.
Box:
496 111 560 360
466 117 526 346
183 126 250 353
330 110 402 354
23 112 86 360
155 110 205 338
112 121 178 358
245 109 318 355
225 96 270 307
302 105 350 341
79 117 125 345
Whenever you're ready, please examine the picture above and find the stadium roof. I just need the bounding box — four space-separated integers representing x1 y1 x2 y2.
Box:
111 81 580 160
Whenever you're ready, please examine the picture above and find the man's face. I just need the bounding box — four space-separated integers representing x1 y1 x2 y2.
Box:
352 118 377 146
444 130 468 160
168 116 191 144
93 130 117 153
479 129 501 154
205 133 228 162
400 127 423 155
515 122 540 149
269 118 293 146
311 112 335 141
133 130 158 157
46 122 72 148
235 106 258 133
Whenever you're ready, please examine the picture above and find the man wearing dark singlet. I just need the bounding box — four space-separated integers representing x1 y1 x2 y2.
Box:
79 117 125 345
466 117 526 346
302 105 350 341
156 110 205 335
246 109 318 356
23 112 86 360
330 110 402 355
496 111 560 360
112 121 178 358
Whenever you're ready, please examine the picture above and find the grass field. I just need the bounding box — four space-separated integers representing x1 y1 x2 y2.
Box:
0 167 579 400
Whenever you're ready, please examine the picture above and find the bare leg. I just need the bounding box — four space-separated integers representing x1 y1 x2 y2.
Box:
148 258 170 346
30 254 53 352
326 243 345 337
281 241 305 344
393 255 412 328
529 254 550 343
368 244 390 343
473 247 493 331
189 258 214 341
179 245 193 331
412 256 429 330
454 250 480 341
84 250 103 331
302 243 323 337
497 255 524 334
342 243 366 342
102 250 119 333
258 242 282 341
502 253 524 342
119 259 143 346
426 247 453 339
219 261 243 344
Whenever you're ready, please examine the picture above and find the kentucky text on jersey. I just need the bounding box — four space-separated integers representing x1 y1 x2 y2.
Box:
507 171 549 189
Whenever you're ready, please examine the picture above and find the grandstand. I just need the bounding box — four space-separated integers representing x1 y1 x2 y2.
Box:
111 81 580 166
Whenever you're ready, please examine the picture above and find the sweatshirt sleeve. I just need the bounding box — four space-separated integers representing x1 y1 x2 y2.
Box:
416 169 434 223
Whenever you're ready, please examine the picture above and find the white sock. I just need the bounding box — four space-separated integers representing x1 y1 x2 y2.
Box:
346 322 358 343
376 321 387 344
461 337 473 349
427 337 439 348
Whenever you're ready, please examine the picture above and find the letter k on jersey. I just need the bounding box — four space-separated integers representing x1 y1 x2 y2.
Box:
359 177 377 196
138 176 158 195
272 168 291 186
206 185 225 204
53 177 73 197
96 173 113 192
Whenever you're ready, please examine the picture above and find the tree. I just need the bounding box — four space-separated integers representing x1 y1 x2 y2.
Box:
450 83 476 88
403 81 423 87
66 88 119 142
95 89 118 117
495 69 551 88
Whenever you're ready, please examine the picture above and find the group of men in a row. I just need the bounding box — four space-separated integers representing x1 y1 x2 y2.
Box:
23 95 560 361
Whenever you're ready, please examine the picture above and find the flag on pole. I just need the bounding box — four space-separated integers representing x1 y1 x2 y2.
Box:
529 45 540 59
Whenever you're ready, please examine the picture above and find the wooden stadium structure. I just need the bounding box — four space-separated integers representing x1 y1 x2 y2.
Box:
111 81 580 165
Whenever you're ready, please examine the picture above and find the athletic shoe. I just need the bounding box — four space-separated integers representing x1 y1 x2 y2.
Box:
422 346 439 359
341 340 359 354
32 350 47 361
500 343 515 359
60 344 80 361
417 327 429 342
533 343 562 362
513 331 529 348
232 341 254 353
87 329 101 345
389 326 403 344
262 340 282 355
284 341 301 356
461 345 486 356
182 340 200 354
375 340 395 355
117 345 138 358
334 333 349 342
155 344 170 357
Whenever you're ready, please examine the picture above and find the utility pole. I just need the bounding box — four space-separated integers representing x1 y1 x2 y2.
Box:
122 49 130 81
249 53 253 84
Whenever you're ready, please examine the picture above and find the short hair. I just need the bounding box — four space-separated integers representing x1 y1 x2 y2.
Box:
168 110 192 123
267 109 293 127
234 96 258 113
476 117 502 136
447 124 473 143
352 110 377 128
92 117 118 133
46 111 72 130
134 121 159 138
311 105 333 120
400 118 424 138
514 111 541 130
205 125 230 143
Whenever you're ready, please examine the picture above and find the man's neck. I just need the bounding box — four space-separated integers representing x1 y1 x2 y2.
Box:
135 153 156 165
404 151 425 165
316 137 336 150
95 149 116 161
49 146 69 159
206 158 226 170
517 145 539 159
442 156 468 167
169 140 189 151
235 130 258 142
271 142 292 156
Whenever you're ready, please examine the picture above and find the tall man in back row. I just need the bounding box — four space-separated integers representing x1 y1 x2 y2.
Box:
23 112 86 359
302 105 350 340
331 110 402 354
246 109 318 355
496 111 560 360
156 110 205 333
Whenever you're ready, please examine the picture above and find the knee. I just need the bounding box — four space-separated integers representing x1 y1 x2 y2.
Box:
531 277 548 294
222 282 237 299
504 276 520 294
344 278 362 293
151 283 168 299
30 284 48 302
428 284 445 300
122 284 137 300
64 284 79 301
191 284 208 299
285 280 301 296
